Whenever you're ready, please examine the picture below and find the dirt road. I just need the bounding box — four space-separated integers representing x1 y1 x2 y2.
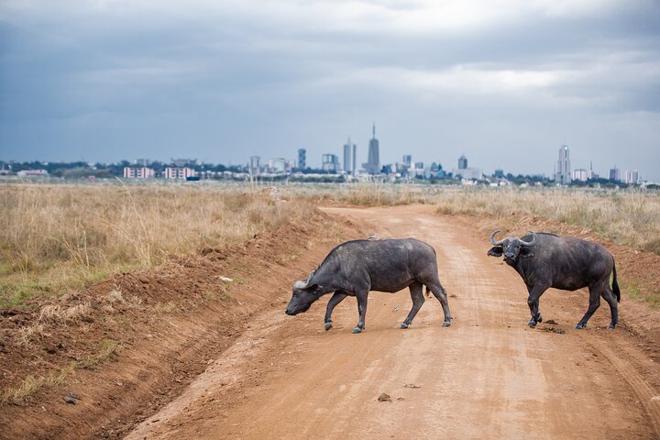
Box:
126 206 659 440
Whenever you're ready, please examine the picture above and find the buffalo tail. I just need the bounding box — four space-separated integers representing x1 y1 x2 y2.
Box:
612 260 621 303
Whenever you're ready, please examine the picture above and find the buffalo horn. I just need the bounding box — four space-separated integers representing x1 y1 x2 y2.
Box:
519 232 536 246
489 230 504 245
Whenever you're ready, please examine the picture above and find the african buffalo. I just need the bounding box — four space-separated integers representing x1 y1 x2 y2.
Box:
285 238 452 333
487 230 620 329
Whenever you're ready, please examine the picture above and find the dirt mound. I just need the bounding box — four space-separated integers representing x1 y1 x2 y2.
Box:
0 208 363 439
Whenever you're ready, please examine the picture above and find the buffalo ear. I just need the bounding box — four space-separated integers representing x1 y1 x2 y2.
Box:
487 246 503 257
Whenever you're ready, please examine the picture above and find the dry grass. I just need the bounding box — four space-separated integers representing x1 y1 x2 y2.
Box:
0 183 314 306
431 187 660 253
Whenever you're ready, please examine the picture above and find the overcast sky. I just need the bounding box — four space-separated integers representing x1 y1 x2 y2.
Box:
1 0 659 178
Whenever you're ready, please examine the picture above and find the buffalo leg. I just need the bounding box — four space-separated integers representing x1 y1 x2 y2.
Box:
401 282 425 329
324 291 348 331
428 282 452 327
353 290 369 334
576 283 603 329
601 288 618 329
527 284 548 328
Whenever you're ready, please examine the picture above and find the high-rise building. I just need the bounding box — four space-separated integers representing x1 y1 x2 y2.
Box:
343 138 356 174
609 167 621 182
352 144 357 175
322 154 339 173
555 145 571 185
458 155 468 170
402 155 412 167
297 148 306 170
624 169 639 185
249 156 261 176
364 123 380 174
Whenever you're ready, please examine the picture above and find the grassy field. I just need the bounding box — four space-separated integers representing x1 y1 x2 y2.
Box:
0 183 314 307
2 182 658 308
289 183 660 254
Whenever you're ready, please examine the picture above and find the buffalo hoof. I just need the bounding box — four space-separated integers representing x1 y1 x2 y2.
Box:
608 323 617 330
528 320 537 328
575 322 587 329
400 322 410 329
324 322 333 331
352 326 363 334
442 320 451 327
537 315 543 323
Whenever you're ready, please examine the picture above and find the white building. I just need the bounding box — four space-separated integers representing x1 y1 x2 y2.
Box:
555 145 571 185
623 169 639 185
164 167 196 179
123 167 155 179
572 168 589 182
17 169 48 177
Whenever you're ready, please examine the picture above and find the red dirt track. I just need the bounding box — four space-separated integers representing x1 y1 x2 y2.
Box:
124 206 660 440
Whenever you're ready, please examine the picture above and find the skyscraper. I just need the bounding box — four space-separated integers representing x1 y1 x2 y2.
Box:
364 123 380 174
322 154 339 173
555 145 571 185
352 144 357 175
609 167 621 182
297 148 306 170
458 155 468 170
249 156 261 176
343 138 355 174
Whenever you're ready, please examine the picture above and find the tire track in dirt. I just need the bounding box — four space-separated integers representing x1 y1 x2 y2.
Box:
126 205 658 440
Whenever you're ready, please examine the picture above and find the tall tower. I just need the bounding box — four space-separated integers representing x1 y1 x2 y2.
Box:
458 155 468 170
343 138 354 174
297 148 306 170
365 123 380 174
555 145 571 185
352 143 357 175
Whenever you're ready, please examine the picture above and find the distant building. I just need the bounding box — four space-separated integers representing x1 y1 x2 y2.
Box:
343 138 356 174
555 145 571 185
123 167 155 179
17 169 48 177
494 169 504 178
171 158 197 167
572 168 589 182
297 148 306 169
624 169 639 185
414 162 425 178
164 167 196 179
364 123 380 174
267 158 288 174
322 154 340 173
249 156 261 176
402 155 412 167
458 155 468 170
609 167 621 182
352 144 357 175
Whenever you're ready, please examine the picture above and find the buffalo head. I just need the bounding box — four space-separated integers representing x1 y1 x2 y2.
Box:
285 276 323 315
488 230 536 265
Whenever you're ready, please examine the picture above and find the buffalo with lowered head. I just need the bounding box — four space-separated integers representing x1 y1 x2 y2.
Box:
285 238 452 333
487 230 620 329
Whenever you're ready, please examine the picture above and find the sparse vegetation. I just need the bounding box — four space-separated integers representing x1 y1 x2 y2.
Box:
0 338 120 404
0 183 314 307
430 187 660 254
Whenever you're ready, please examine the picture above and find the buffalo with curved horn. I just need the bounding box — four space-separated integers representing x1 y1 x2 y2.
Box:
286 238 452 333
487 230 620 329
